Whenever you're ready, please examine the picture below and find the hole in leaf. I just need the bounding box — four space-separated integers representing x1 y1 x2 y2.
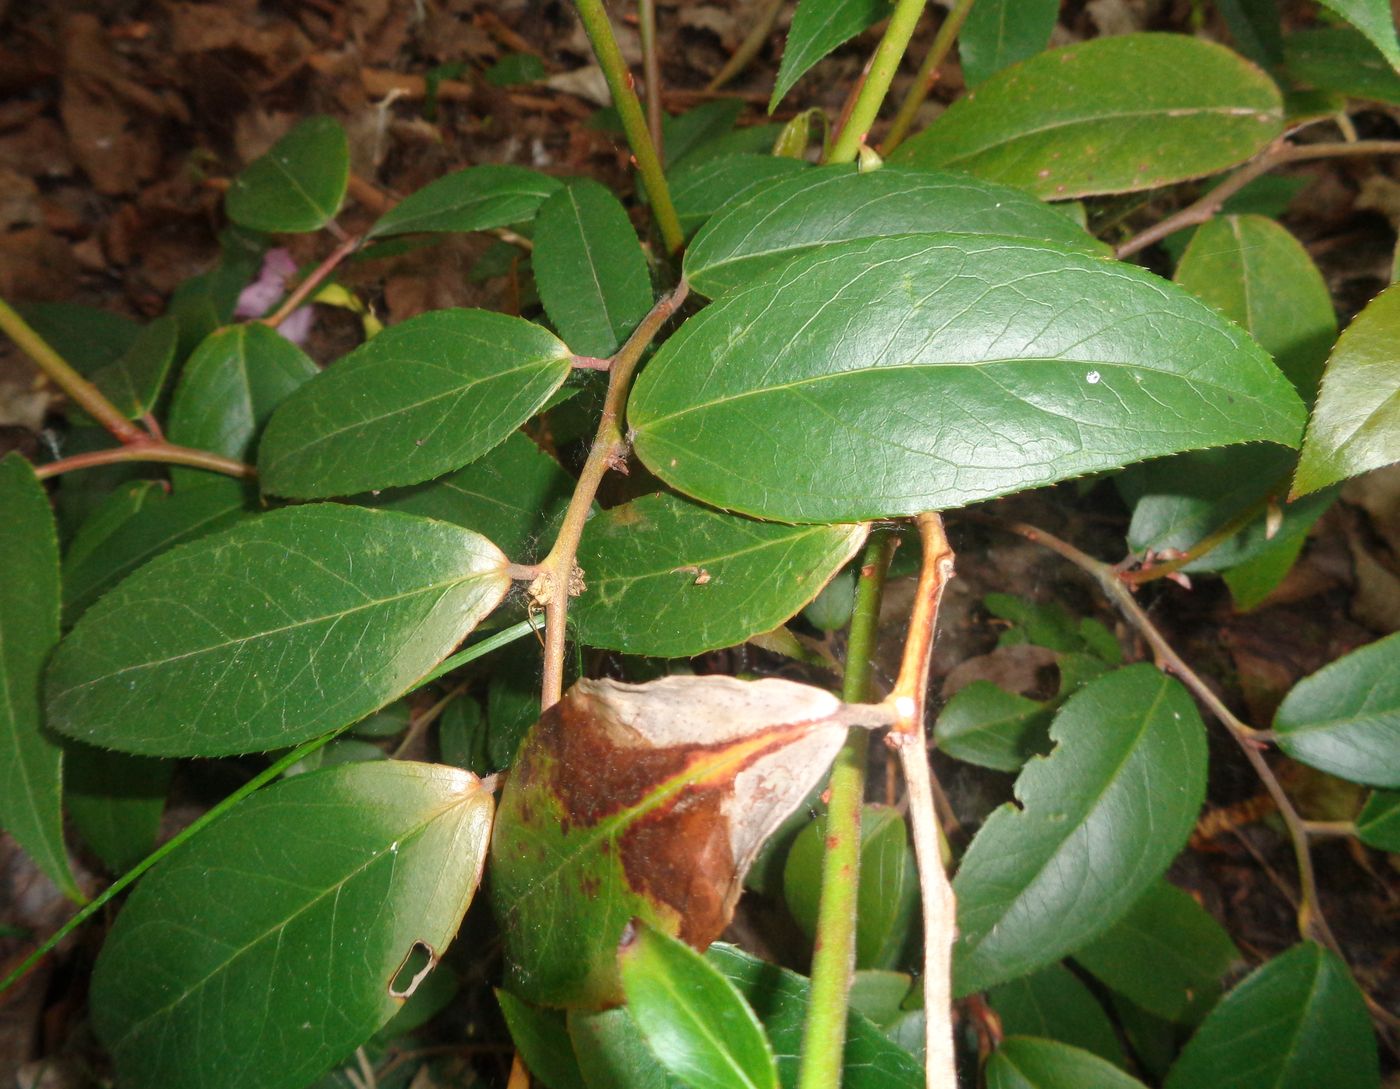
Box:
389 941 437 1000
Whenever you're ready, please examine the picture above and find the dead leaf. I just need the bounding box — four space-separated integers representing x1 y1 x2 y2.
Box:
490 674 853 1007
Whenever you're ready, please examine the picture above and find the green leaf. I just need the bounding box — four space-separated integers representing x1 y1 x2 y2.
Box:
18 302 140 373
365 431 573 563
65 747 170 874
683 165 1108 297
707 944 923 1089
1163 943 1379 1089
893 34 1283 199
630 234 1305 524
258 309 572 498
1222 521 1312 611
368 164 563 239
167 323 319 490
491 675 850 1006
934 682 1052 772
847 971 913 1027
0 454 81 900
783 805 918 970
225 115 348 233
47 505 510 756
987 1037 1150 1089
984 593 1096 655
1072 881 1240 1022
1176 215 1336 406
572 493 866 658
668 155 809 236
570 1008 686 1089
91 761 494 1089
770 0 887 111
1272 631 1400 786
959 0 1058 87
487 52 547 86
620 922 780 1089
664 101 746 168
1356 790 1400 851
1216 0 1285 68
497 990 588 1089
1284 27 1400 105
987 965 1127 1066
62 482 251 623
534 178 653 357
953 665 1208 995
87 316 179 420
1294 283 1400 496
1314 0 1400 72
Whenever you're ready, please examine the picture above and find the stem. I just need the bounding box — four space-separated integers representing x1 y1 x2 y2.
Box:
706 0 785 92
34 443 256 481
638 0 664 161
264 234 361 329
573 0 684 253
1121 485 1283 587
1303 820 1356 838
879 0 977 155
797 530 897 1089
1116 139 1400 259
0 731 338 996
886 513 957 1089
533 280 689 708
826 0 929 164
0 296 147 445
991 518 1339 952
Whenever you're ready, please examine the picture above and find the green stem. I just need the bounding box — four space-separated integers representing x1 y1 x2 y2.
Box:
797 529 897 1089
638 0 664 160
573 0 684 253
826 0 929 164
879 0 977 155
0 295 147 446
0 618 541 997
35 442 256 481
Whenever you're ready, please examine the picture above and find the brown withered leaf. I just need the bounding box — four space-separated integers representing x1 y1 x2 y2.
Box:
489 674 855 1008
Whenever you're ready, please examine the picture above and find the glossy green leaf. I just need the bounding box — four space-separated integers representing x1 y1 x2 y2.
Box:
1294 284 1400 496
570 1007 686 1089
631 234 1305 524
534 179 653 357
491 675 850 1006
87 316 179 420
91 761 494 1089
47 505 510 756
1284 27 1400 105
1163 943 1379 1089
0 454 81 900
1272 631 1400 786
707 944 923 1089
572 493 866 657
1315 0 1400 71
934 681 1052 772
351 699 410 739
18 302 140 373
959 0 1058 87
225 115 347 232
620 922 779 1089
368 164 563 239
1222 521 1313 611
1177 215 1336 406
1355 790 1400 851
1216 0 1285 67
953 665 1209 995
63 482 251 623
988 1038 1150 1089
663 100 746 167
894 34 1283 199
987 965 1126 1066
846 971 913 1027
497 990 588 1089
167 323 319 490
783 805 918 970
365 431 571 562
1073 881 1239 1022
685 165 1109 297
258 309 572 497
770 0 886 110
65 747 170 874
669 155 809 235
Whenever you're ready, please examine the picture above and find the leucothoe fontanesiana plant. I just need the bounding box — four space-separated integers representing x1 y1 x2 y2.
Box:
3 2 1400 1088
